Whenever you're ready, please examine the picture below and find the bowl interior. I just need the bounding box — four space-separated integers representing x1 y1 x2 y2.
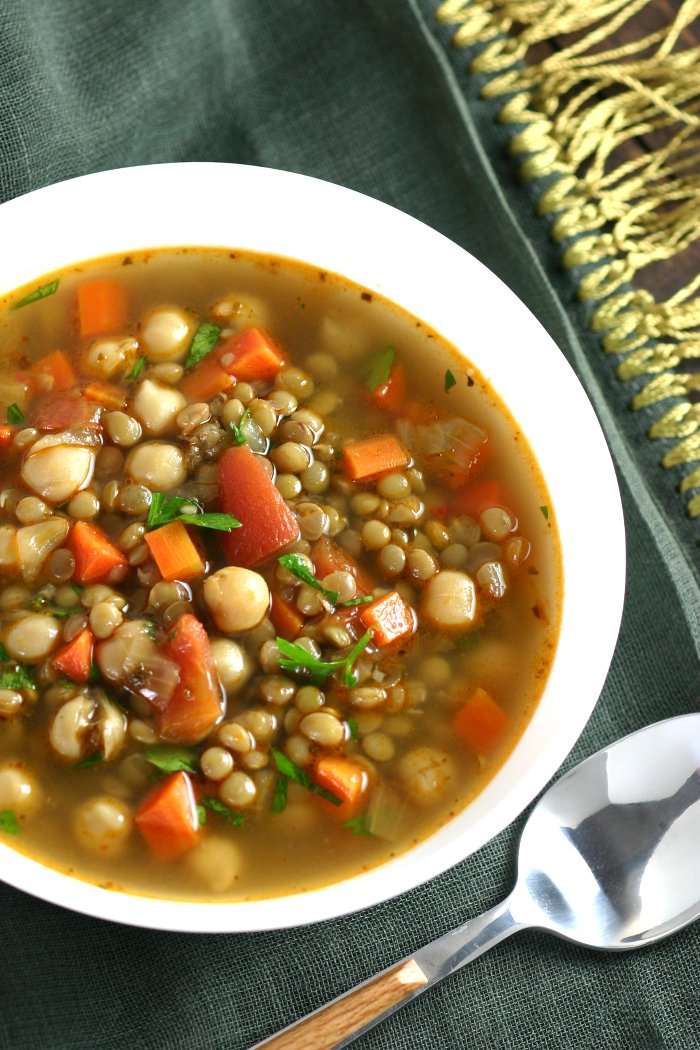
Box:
0 163 625 931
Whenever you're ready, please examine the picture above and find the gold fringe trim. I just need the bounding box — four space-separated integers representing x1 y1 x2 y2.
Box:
436 0 700 516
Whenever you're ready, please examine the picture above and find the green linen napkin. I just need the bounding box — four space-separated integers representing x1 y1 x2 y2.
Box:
0 1 698 1048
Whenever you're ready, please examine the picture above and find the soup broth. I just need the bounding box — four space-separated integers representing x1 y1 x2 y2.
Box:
0 249 560 900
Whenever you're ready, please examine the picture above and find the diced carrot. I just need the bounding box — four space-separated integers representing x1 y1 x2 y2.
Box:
452 687 509 754
159 614 225 743
218 445 299 567
30 351 77 393
403 400 439 425
216 327 286 383
449 480 507 520
52 628 93 684
77 279 128 338
310 536 375 596
32 394 102 431
82 380 126 411
359 590 416 648
66 521 129 585
144 521 205 583
313 755 370 822
270 591 305 641
0 425 16 447
180 356 235 402
342 434 410 481
135 771 201 860
368 359 407 415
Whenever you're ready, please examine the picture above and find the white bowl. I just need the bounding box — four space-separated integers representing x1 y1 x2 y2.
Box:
0 163 625 931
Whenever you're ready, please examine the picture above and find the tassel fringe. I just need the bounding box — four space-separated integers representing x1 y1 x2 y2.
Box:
436 0 700 516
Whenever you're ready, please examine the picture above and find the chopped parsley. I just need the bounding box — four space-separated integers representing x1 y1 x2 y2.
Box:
540 505 549 520
338 595 373 607
278 554 339 604
0 810 20 836
0 664 35 691
6 403 25 425
73 751 102 770
276 631 372 688
146 492 240 533
341 812 372 835
127 355 146 381
185 323 221 369
346 718 359 740
199 796 244 827
272 775 288 814
143 744 198 774
444 369 456 392
271 749 341 806
366 346 396 392
12 280 59 310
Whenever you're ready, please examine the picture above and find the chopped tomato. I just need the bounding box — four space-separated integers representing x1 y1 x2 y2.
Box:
218 445 299 567
32 394 102 431
159 613 225 743
135 771 201 860
269 591 305 641
359 591 416 648
310 536 375 595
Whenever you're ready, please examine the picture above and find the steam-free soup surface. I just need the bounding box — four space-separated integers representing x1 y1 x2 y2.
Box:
0 249 560 900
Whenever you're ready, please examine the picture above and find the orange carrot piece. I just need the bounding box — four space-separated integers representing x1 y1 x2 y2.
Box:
342 434 410 481
216 327 286 382
359 590 416 648
32 394 102 431
135 771 201 860
67 521 129 585
452 687 508 754
83 380 126 411
180 356 235 402
270 591 305 641
450 480 506 520
368 359 407 415
0 425 17 447
313 755 370 822
159 614 225 743
77 279 128 338
52 628 93 684
30 351 77 393
144 521 205 583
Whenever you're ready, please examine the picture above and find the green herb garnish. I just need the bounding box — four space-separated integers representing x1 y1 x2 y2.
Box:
6 403 24 425
0 665 34 691
146 492 240 533
0 643 10 662
143 744 198 774
271 749 342 806
199 796 245 827
272 775 288 814
229 416 247 445
127 355 146 381
185 323 221 369
196 804 207 825
540 505 549 520
73 751 102 770
342 812 372 835
0 810 20 835
276 631 372 688
366 346 396 392
12 280 59 310
337 595 373 607
278 553 339 604
444 369 456 392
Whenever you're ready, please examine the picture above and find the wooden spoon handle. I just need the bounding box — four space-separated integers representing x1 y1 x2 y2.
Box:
256 957 429 1050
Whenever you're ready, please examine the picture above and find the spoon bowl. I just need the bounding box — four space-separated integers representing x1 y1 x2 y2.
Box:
256 713 700 1049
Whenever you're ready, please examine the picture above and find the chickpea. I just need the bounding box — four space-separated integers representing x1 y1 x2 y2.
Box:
131 379 187 436
203 566 270 634
209 637 252 692
73 796 132 857
421 570 478 630
82 337 138 379
141 306 194 362
0 760 41 817
0 525 18 570
20 441 95 504
125 441 187 490
4 613 61 663
186 835 242 893
398 746 456 806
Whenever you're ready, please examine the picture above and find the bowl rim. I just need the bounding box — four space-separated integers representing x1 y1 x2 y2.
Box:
0 162 626 932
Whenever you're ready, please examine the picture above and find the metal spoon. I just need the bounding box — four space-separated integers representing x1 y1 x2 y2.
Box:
254 712 700 1050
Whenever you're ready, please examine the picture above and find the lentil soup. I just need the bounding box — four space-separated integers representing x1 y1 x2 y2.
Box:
0 248 560 900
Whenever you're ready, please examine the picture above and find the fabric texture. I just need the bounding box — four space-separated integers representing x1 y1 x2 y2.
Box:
0 1 698 1047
